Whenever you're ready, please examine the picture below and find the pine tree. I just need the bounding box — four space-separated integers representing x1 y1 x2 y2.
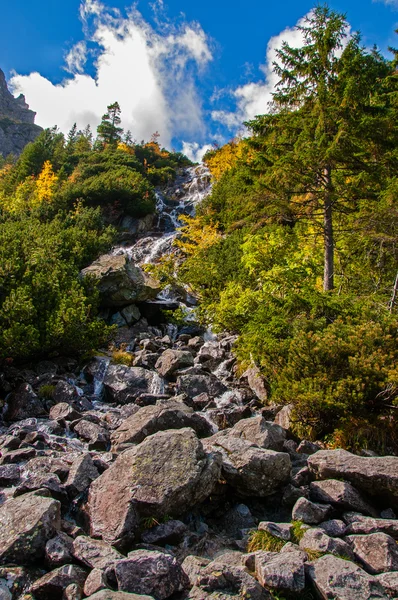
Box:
96 102 123 147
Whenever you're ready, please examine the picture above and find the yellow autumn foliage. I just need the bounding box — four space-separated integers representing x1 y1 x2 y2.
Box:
175 214 221 257
35 161 58 205
204 140 246 181
117 142 135 155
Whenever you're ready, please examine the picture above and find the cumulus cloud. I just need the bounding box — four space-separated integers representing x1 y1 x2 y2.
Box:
10 0 213 148
211 12 350 131
374 0 398 7
181 141 213 163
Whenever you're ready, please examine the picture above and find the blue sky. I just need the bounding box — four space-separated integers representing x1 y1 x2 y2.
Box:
1 0 397 160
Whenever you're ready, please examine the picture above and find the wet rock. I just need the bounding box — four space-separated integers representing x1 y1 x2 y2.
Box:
103 365 161 404
228 416 286 451
80 253 160 308
344 515 398 538
73 420 109 450
141 520 187 546
111 402 197 451
308 449 398 508
292 496 333 525
307 554 388 599
3 383 46 421
155 349 194 379
176 373 227 399
204 434 290 496
83 569 109 596
0 447 36 464
0 492 61 565
197 342 225 364
347 533 398 574
299 527 354 559
72 536 124 569
45 533 74 567
241 365 268 402
53 381 80 405
258 521 292 541
64 454 100 496
31 565 87 600
255 550 306 593
121 304 141 325
0 464 20 486
310 479 377 516
49 403 82 421
88 429 221 548
115 550 189 598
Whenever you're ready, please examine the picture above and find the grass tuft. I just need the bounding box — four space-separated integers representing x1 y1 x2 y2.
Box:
247 529 285 553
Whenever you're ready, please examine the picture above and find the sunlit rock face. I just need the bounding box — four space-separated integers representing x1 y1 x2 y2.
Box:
0 68 42 156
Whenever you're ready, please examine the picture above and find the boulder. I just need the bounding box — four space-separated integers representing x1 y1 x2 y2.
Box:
30 565 87 600
375 572 398 598
72 536 124 570
241 365 268 402
3 383 46 421
73 420 110 450
176 373 227 399
347 533 398 574
83 569 109 597
310 479 377 516
299 528 354 559
258 522 292 541
344 515 398 538
182 555 211 586
0 464 20 486
115 550 189 598
307 554 389 599
24 456 70 480
121 304 141 325
228 416 286 451
80 253 160 308
65 454 100 496
141 520 187 546
103 365 162 404
155 349 194 378
319 519 347 537
0 447 36 464
45 533 74 567
255 550 306 593
53 380 80 405
308 450 398 507
203 434 290 496
191 560 270 600
111 402 203 451
49 403 82 421
292 497 333 525
0 492 61 565
88 429 221 548
85 593 154 600
274 404 294 431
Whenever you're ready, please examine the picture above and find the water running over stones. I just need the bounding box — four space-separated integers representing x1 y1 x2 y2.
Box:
1 165 398 598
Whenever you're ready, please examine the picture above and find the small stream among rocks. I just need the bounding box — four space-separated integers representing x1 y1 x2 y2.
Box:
1 166 398 599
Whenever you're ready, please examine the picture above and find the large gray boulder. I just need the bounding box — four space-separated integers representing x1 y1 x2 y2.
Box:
203 434 291 496
88 428 221 548
310 479 377 516
72 536 124 570
111 402 198 451
299 528 354 559
85 593 154 600
0 492 61 565
3 383 46 421
103 365 162 404
228 416 286 451
255 550 306 593
292 497 333 525
307 555 388 599
81 253 160 308
155 349 194 379
115 550 189 599
30 565 87 600
308 450 398 507
176 373 227 399
344 515 398 538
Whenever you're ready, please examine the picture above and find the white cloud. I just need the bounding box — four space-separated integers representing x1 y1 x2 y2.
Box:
374 0 398 7
181 141 213 163
10 1 213 148
212 12 351 130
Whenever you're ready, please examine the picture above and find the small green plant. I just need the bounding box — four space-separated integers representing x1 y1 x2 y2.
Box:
141 514 171 530
290 520 306 544
38 384 55 399
302 549 325 561
247 529 285 553
111 349 134 366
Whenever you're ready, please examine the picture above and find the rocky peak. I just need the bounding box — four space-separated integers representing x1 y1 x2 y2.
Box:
0 67 42 156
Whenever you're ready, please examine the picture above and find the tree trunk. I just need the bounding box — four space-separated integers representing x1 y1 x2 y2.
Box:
323 165 334 291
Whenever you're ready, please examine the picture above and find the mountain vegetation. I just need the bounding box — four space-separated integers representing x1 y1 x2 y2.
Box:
168 7 398 450
0 109 191 362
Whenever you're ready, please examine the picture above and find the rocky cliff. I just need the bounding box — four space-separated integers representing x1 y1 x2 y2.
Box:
0 68 42 157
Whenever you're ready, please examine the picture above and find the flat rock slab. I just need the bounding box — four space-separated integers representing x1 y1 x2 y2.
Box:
307 554 389 599
292 497 332 525
103 365 162 405
344 515 398 538
115 550 188 599
308 450 398 508
0 491 61 565
88 428 221 548
194 561 271 599
299 528 354 559
86 593 155 600
72 536 124 569
310 479 377 516
227 416 286 451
